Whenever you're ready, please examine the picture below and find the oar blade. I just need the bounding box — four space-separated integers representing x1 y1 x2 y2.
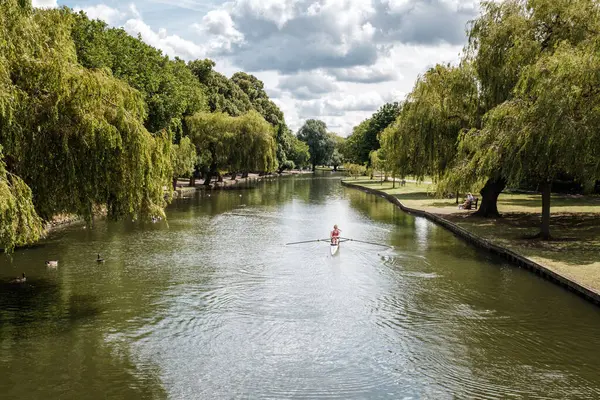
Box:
338 237 392 248
285 239 330 246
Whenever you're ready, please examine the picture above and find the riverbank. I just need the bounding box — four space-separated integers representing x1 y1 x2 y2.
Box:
173 170 313 196
342 177 600 305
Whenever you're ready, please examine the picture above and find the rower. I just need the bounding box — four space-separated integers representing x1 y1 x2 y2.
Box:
330 224 341 245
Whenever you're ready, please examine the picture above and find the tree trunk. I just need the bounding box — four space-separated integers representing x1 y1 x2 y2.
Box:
333 165 338 171
312 163 316 172
242 171 249 178
204 164 216 186
473 177 506 218
189 166 199 187
231 172 237 180
540 180 552 240
172 177 178 191
392 172 396 189
456 191 459 205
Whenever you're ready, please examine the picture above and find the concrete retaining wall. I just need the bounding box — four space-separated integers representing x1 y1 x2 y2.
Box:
341 180 600 306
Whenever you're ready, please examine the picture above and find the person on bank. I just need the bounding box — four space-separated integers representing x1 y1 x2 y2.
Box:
459 193 475 210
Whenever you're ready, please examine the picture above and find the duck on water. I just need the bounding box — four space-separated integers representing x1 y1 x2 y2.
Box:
10 273 26 284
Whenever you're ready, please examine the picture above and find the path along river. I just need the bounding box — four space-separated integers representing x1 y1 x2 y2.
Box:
1 175 600 399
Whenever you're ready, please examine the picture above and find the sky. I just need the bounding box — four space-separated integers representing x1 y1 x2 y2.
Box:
32 0 482 136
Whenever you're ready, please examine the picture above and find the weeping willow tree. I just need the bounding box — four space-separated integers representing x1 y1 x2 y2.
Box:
171 136 196 190
447 0 600 217
0 1 173 250
0 146 43 250
186 110 277 184
455 42 600 239
185 112 236 185
230 110 277 177
379 64 478 192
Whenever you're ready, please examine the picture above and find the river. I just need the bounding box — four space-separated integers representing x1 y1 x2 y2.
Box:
1 175 600 399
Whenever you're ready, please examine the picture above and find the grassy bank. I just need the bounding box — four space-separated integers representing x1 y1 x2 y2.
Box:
344 177 600 294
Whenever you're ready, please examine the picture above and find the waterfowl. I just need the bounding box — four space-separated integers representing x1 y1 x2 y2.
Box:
11 273 26 283
45 260 58 267
96 254 105 263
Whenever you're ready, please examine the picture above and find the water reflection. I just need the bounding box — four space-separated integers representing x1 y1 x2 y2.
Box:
413 217 430 251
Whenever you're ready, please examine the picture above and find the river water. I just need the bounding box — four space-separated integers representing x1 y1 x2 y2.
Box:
1 175 600 399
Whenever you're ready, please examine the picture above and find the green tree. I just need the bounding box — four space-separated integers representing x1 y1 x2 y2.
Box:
363 102 401 162
343 119 369 164
188 59 253 117
230 110 277 177
186 112 235 185
457 42 600 239
344 103 400 165
328 132 345 171
449 0 600 217
275 123 296 173
0 2 172 251
171 136 196 190
231 72 284 126
297 120 334 171
330 149 343 172
380 64 478 192
289 136 310 170
70 11 207 134
186 111 277 184
0 146 43 251
343 163 366 179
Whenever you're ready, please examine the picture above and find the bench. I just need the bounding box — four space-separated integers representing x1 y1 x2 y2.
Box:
465 197 479 210
459 197 479 210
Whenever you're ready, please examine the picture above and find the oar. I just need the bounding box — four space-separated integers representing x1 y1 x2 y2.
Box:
286 239 329 245
339 237 391 247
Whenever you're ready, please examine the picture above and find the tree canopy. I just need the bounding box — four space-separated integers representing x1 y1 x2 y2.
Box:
343 102 400 164
231 72 284 126
297 120 335 171
186 111 277 184
380 64 478 185
70 10 207 134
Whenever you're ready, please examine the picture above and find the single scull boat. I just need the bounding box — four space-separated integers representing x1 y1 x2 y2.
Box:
285 237 391 254
330 241 340 256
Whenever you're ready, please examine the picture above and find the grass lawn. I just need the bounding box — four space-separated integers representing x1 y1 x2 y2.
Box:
344 176 600 294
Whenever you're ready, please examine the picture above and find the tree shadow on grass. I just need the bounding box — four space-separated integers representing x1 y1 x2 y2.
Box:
392 192 434 200
429 201 458 208
500 194 600 209
444 212 600 266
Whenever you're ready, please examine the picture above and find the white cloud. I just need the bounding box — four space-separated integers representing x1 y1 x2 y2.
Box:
73 4 123 25
328 57 400 83
230 0 299 29
32 0 57 8
278 72 339 100
298 91 385 119
129 4 141 19
124 19 207 60
191 9 244 52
